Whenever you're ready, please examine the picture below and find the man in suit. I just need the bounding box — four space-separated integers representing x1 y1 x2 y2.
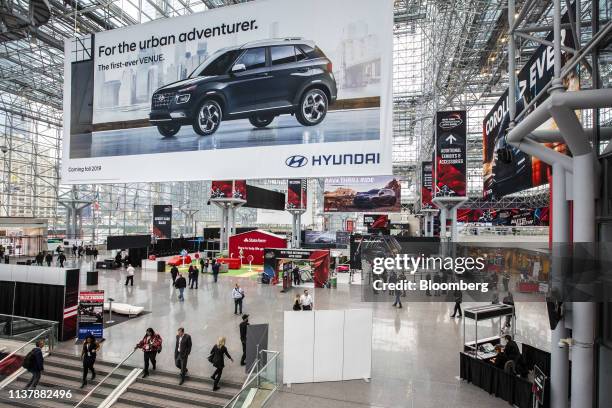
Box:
174 327 192 385
239 314 249 366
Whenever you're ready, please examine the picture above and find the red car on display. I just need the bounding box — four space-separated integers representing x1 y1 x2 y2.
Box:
167 255 192 266
336 264 350 273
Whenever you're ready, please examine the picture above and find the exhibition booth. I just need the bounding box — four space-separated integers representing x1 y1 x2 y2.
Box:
263 248 330 288
229 229 287 265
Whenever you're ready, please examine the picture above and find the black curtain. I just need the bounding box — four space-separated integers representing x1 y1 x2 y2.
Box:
0 281 15 314
13 283 64 326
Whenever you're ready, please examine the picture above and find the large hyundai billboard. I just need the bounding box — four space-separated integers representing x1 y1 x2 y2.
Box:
61 0 393 183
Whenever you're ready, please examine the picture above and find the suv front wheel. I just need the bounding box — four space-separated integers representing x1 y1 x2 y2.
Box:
249 114 275 128
157 124 181 137
296 88 328 126
193 99 222 136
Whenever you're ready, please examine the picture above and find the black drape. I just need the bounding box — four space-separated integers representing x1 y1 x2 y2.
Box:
0 281 15 314
459 352 545 408
13 283 64 325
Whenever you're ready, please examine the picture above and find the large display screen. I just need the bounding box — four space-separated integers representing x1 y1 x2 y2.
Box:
363 214 390 233
152 205 172 239
482 8 575 199
286 179 307 210
420 161 433 209
323 176 401 212
210 180 247 200
304 231 336 245
61 0 393 183
457 208 549 226
435 111 467 197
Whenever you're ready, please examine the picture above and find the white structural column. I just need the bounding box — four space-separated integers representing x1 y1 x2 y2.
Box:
550 163 569 408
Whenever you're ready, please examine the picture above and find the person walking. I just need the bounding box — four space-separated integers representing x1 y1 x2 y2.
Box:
212 259 220 283
92 247 99 261
300 289 313 310
58 252 66 267
35 252 44 266
125 264 135 286
239 314 249 366
188 265 195 288
190 265 199 289
209 337 233 391
80 334 100 388
44 252 53 267
23 339 45 389
292 293 302 310
170 264 179 286
450 290 463 318
232 283 245 315
392 286 403 308
174 328 192 385
175 273 187 301
135 328 163 378
199 257 205 275
292 265 301 286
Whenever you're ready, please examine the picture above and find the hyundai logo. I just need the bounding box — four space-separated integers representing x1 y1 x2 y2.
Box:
157 94 165 102
286 155 308 168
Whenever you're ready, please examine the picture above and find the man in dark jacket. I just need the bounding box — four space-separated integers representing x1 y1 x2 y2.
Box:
45 252 53 267
239 314 249 366
25 340 45 389
58 252 66 267
450 290 462 318
175 274 187 301
174 327 192 385
170 265 179 286
190 265 199 289
212 260 220 283
35 252 44 266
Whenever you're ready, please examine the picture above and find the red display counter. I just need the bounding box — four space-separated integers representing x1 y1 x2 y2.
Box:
216 257 242 270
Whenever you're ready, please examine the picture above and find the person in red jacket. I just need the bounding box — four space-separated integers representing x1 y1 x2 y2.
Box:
134 328 163 378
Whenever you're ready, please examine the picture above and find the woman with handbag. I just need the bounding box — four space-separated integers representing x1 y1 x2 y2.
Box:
81 334 100 388
209 337 233 391
134 328 163 378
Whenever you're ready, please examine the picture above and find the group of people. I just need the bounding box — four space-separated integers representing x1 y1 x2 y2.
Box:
292 289 314 311
168 259 229 303
133 325 246 390
34 251 66 267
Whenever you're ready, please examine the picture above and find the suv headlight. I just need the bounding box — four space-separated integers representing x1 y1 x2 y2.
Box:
175 94 191 104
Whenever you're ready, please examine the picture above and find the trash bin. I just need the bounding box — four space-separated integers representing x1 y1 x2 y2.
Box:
86 271 99 285
157 260 166 272
4 255 8 264
331 276 337 288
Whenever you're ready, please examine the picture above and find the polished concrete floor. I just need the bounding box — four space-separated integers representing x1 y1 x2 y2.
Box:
71 108 380 158
54 263 550 407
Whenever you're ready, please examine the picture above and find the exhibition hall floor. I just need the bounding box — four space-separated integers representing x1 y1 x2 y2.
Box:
55 264 550 408
71 108 380 158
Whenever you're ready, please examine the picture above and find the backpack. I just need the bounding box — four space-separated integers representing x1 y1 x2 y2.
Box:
22 350 36 370
157 335 163 354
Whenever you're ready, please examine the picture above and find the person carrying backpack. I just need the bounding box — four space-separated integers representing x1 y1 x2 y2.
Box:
23 340 45 389
135 328 163 378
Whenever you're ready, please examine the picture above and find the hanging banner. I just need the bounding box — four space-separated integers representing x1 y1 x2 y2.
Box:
286 179 307 210
323 176 401 212
420 161 433 209
152 205 172 239
61 0 393 184
77 290 104 340
482 7 576 199
435 111 467 197
363 214 390 233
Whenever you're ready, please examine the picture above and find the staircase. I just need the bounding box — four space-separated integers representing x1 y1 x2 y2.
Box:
0 352 241 408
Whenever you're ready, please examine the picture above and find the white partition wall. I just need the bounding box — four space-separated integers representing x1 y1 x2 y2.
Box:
283 311 315 384
343 309 373 380
283 309 373 384
313 310 345 382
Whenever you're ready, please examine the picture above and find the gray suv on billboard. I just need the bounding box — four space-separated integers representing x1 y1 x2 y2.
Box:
149 38 337 137
353 188 397 208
